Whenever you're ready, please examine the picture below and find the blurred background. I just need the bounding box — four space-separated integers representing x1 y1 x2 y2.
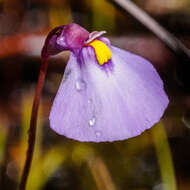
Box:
0 0 190 189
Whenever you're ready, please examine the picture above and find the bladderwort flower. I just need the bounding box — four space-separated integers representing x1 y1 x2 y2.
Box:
42 23 169 142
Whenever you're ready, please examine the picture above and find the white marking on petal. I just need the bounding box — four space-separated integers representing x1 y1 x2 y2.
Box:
85 31 106 44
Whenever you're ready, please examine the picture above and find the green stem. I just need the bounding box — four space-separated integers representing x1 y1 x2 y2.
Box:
152 122 177 190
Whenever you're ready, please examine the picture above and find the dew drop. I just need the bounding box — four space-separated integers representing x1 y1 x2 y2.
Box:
75 79 86 91
63 69 71 82
95 131 101 137
89 117 96 127
88 99 92 104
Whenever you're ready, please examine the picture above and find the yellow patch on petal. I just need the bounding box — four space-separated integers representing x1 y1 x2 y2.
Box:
86 40 112 65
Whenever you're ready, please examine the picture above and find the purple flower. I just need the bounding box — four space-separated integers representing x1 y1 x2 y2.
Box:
42 23 169 142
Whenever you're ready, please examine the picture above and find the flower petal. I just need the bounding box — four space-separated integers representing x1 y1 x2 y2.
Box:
49 46 169 142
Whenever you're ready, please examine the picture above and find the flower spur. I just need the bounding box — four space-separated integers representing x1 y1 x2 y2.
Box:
42 23 169 142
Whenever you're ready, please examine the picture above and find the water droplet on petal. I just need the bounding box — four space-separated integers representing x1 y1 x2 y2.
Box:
88 98 92 104
63 69 71 82
95 131 101 137
89 117 96 127
75 79 86 91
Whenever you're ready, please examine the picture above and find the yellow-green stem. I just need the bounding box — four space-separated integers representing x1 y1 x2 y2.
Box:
152 122 177 190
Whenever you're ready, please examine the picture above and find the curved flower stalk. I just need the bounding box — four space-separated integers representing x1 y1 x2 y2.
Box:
43 23 169 142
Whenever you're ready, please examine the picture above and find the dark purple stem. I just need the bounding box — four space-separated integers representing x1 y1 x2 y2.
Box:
19 57 49 190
